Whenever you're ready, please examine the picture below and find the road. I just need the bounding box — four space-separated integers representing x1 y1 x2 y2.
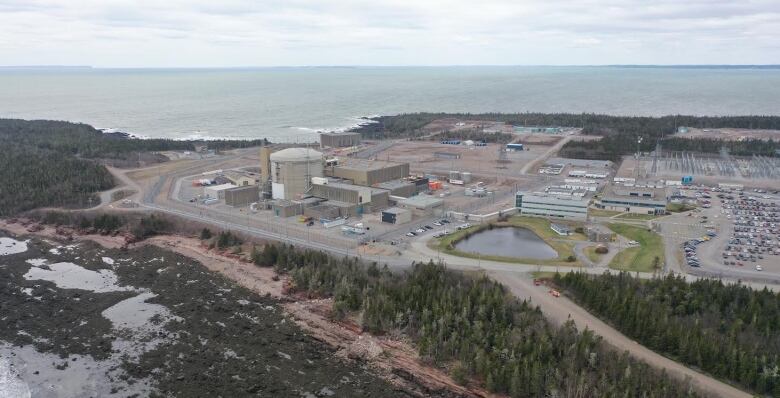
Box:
495 271 751 398
519 134 574 175
102 149 771 397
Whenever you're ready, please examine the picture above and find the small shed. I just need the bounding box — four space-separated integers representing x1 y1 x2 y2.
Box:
381 207 412 224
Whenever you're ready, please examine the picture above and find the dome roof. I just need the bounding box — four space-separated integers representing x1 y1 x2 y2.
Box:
269 147 323 162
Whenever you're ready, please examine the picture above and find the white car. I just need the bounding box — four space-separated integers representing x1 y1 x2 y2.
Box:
756 265 763 271
416 228 426 234
627 240 639 246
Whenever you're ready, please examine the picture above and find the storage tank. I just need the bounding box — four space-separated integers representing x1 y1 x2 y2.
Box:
270 148 324 200
461 172 472 183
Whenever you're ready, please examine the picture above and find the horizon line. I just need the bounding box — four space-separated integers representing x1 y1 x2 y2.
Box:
1 64 780 70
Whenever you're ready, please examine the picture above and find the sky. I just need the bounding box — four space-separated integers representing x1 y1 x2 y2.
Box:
1 0 779 67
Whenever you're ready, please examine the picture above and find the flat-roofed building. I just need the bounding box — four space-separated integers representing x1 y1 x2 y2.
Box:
310 181 389 212
515 192 589 220
381 207 412 224
397 194 444 216
325 159 410 186
224 185 259 206
223 171 260 187
320 132 361 148
375 179 417 198
204 183 237 200
595 185 668 215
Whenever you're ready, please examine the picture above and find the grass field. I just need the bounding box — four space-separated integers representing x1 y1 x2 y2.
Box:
607 223 665 272
667 203 697 213
613 213 661 221
584 246 604 263
430 216 585 267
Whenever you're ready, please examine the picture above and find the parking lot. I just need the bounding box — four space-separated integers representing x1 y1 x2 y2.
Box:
678 188 780 276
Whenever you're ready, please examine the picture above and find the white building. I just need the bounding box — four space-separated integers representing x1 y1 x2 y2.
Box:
515 192 589 220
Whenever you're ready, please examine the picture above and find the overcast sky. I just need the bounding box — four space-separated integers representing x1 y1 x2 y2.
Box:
1 0 779 67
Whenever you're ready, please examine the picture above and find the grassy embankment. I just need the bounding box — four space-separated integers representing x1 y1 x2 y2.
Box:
430 216 586 267
587 208 622 218
607 223 665 272
613 212 661 221
667 203 697 213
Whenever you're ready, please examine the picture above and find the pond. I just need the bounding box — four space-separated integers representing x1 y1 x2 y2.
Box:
454 227 558 260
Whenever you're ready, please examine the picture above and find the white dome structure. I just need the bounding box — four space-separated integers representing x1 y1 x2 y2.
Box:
269 147 324 200
269 147 323 162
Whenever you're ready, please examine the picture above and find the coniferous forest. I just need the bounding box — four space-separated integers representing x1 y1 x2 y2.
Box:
250 243 700 397
352 113 780 161
554 271 780 396
0 119 268 216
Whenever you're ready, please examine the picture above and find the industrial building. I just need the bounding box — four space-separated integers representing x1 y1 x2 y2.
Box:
270 147 324 200
310 181 389 212
515 192 589 220
224 185 259 206
304 201 356 219
205 183 237 199
397 195 444 216
375 179 417 198
586 225 616 242
325 159 410 186
595 185 668 215
381 207 412 224
320 132 361 148
223 171 260 187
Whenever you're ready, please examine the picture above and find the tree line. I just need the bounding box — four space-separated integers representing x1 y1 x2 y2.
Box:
554 271 780 396
351 113 780 161
0 118 270 216
242 242 700 397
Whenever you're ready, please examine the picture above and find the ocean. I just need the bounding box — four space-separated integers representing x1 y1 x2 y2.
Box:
1 66 779 142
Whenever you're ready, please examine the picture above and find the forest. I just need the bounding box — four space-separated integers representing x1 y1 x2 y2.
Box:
553 271 780 396
246 243 700 397
0 119 269 216
352 113 780 161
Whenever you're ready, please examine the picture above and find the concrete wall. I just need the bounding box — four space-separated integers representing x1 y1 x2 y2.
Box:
225 185 259 207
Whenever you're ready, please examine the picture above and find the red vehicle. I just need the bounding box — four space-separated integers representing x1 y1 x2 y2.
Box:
549 289 560 298
533 279 542 286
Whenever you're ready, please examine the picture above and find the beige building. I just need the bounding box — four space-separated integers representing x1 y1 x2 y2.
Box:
310 181 389 212
270 147 324 200
325 159 410 186
223 171 260 187
225 185 259 206
320 132 361 148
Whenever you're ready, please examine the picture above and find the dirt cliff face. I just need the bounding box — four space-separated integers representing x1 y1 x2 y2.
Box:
0 232 397 397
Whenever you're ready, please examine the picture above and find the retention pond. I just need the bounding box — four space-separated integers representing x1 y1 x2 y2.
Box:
454 227 558 260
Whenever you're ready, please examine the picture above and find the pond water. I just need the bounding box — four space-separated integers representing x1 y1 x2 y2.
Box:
454 227 558 260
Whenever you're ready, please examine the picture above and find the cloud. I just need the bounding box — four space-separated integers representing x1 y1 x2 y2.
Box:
0 0 778 66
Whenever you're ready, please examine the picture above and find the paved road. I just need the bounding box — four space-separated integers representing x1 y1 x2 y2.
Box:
103 151 769 397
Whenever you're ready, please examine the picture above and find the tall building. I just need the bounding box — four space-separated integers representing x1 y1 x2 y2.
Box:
269 148 324 200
